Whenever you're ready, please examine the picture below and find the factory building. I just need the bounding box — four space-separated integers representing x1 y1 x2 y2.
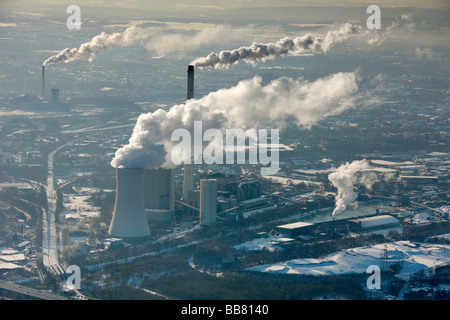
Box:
349 215 401 232
237 180 261 201
275 221 314 238
144 168 175 226
239 197 269 212
183 164 195 201
275 214 401 239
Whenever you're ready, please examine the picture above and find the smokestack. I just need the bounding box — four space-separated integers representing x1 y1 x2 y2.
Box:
183 65 195 201
42 66 45 97
187 65 194 100
108 168 151 239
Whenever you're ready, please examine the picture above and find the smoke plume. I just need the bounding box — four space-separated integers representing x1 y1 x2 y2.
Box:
328 160 378 217
43 26 148 66
190 23 364 68
111 71 361 169
43 25 229 66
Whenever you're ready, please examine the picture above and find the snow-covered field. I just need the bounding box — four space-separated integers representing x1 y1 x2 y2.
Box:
233 235 293 252
246 241 450 281
62 187 104 220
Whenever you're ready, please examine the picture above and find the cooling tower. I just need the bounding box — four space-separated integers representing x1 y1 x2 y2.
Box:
108 168 151 239
187 65 194 100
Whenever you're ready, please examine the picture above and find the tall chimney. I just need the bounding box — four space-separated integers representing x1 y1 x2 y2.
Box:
184 65 195 200
42 66 45 97
187 65 194 100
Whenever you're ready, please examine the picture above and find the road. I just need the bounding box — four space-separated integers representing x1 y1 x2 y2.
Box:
42 142 72 269
0 281 68 300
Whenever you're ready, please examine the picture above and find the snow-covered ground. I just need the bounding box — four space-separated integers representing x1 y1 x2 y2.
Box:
0 249 25 271
62 187 104 220
233 235 295 252
247 241 450 281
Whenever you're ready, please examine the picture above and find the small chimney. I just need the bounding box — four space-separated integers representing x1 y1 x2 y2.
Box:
187 65 194 100
51 88 59 103
42 66 45 97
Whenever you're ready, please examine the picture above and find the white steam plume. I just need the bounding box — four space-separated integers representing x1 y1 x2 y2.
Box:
111 71 361 170
328 160 379 217
43 25 229 66
190 16 415 69
43 26 148 66
190 23 364 68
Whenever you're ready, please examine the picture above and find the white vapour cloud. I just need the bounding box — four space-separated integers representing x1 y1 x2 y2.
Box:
190 23 365 68
328 160 378 217
42 25 233 66
191 16 416 69
111 71 362 170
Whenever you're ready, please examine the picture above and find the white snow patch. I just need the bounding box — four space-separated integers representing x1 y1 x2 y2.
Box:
248 241 450 280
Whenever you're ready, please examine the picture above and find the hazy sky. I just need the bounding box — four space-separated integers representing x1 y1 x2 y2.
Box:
3 0 449 11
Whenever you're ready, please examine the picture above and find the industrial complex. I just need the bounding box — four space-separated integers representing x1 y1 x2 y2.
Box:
0 4 449 301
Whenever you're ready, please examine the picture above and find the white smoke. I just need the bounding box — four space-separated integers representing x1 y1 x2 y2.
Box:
328 160 378 217
191 16 416 69
190 23 364 68
43 25 231 66
43 26 148 66
111 71 361 169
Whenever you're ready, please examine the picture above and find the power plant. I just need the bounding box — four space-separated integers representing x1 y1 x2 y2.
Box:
108 64 199 238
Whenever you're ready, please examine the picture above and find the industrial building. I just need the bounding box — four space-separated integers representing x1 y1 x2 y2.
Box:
200 179 217 225
349 215 401 232
237 180 261 201
144 168 175 225
183 163 195 201
275 214 401 239
275 221 314 238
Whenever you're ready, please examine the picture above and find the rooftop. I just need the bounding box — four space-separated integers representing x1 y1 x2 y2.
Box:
276 221 313 230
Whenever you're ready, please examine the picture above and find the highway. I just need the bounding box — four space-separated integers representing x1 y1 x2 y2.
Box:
0 281 68 300
42 141 73 269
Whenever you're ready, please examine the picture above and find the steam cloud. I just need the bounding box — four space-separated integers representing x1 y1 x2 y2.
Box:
328 160 379 217
43 16 412 67
190 23 364 68
111 71 361 169
190 16 415 69
42 25 228 66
